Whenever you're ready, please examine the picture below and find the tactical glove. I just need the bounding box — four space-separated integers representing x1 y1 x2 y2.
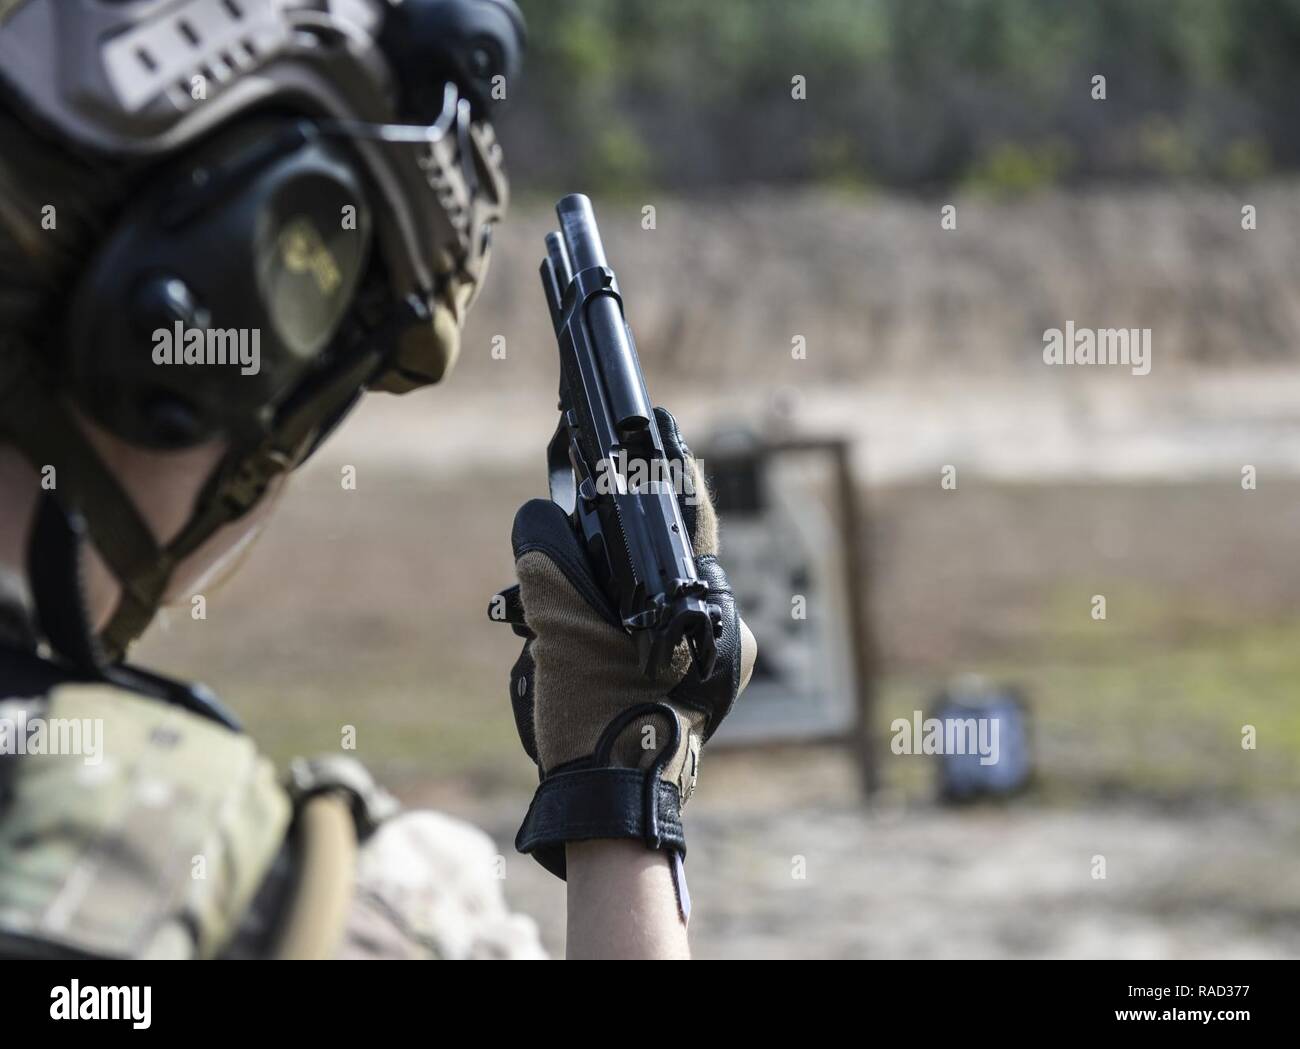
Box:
493 408 756 879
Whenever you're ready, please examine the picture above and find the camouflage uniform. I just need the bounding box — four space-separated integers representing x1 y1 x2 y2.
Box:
0 572 544 960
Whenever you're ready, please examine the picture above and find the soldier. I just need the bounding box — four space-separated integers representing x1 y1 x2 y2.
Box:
0 0 754 959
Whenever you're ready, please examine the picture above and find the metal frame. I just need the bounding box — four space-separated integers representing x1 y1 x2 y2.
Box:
703 435 878 794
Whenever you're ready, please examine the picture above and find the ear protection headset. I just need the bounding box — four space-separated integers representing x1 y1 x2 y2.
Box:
67 117 375 449
0 0 525 671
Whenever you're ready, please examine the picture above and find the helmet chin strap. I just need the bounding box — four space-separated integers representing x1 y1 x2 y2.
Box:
27 493 106 673
0 361 175 661
0 315 387 666
25 490 243 731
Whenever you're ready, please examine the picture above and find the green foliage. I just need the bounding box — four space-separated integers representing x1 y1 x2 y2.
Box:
501 0 1300 192
964 139 1075 195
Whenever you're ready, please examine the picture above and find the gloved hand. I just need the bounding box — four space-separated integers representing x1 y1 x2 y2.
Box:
493 408 756 879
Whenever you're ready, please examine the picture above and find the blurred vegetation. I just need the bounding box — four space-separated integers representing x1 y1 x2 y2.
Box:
500 0 1300 194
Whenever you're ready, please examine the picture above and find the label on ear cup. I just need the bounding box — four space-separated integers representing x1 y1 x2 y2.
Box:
278 218 344 298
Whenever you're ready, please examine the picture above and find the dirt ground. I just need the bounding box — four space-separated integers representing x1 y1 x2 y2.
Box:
443 755 1300 960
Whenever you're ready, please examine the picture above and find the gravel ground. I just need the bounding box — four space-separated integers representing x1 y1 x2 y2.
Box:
419 751 1300 960
677 802 1300 960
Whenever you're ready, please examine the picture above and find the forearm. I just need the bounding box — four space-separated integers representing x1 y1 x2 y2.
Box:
565 840 690 960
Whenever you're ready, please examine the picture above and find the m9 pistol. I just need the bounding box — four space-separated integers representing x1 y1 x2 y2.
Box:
504 194 722 678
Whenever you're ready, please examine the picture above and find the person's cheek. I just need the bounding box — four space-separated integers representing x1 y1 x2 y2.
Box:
161 475 287 604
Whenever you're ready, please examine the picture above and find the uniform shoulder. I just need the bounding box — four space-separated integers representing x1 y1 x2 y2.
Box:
0 680 290 959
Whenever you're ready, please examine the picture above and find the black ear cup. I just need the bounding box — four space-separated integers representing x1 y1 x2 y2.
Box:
379 0 526 121
66 123 373 450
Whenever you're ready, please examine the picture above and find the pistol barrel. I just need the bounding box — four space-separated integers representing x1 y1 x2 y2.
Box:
544 231 573 291
557 193 607 272
538 194 721 677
